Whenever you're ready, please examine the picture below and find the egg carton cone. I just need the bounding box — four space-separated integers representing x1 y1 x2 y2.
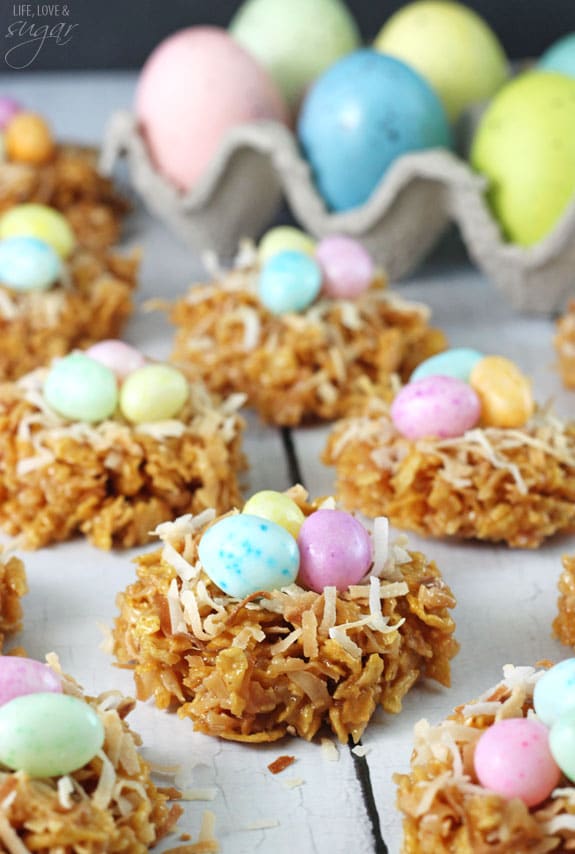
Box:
101 111 575 315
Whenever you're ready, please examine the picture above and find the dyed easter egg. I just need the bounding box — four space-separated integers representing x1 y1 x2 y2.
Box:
410 347 484 383
297 509 372 593
539 33 575 79
258 250 322 314
230 0 360 110
0 203 75 258
5 112 54 165
0 657 61 707
391 375 481 440
474 718 561 807
469 355 534 428
298 49 451 212
119 364 189 424
44 353 118 423
316 235 374 299
0 96 22 131
198 513 300 597
258 226 316 264
0 236 61 292
549 712 575 782
85 340 147 381
535 659 575 728
243 490 305 538
0 692 104 777
136 27 288 192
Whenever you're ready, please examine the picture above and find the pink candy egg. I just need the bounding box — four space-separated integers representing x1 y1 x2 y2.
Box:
84 340 147 381
136 27 288 191
316 235 375 299
474 718 561 807
0 97 22 131
0 656 61 706
391 375 481 440
297 509 373 593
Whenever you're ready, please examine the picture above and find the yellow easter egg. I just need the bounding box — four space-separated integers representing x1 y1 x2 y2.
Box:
0 204 76 259
258 226 316 264
243 490 305 538
469 355 534 428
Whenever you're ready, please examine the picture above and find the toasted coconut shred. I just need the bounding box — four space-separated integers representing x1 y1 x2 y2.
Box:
112 488 458 744
554 555 575 648
324 398 575 548
395 664 575 854
556 300 575 390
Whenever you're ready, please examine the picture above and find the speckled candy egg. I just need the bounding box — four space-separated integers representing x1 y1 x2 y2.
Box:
119 364 189 424
297 509 372 593
298 49 451 212
0 96 22 131
539 33 575 79
0 657 61 707
534 659 575 728
391 375 481 440
44 353 119 423
469 355 534 428
410 347 484 383
136 27 288 192
474 718 561 807
0 203 76 258
258 226 316 264
316 235 374 299
242 490 305 538
198 513 300 598
258 250 322 314
85 340 147 382
0 692 104 777
0 236 61 292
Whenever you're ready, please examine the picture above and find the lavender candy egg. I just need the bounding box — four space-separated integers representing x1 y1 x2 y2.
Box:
391 375 481 440
0 656 61 706
297 509 373 593
85 340 147 382
316 235 374 299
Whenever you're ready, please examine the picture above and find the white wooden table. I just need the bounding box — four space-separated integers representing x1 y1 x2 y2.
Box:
0 72 573 854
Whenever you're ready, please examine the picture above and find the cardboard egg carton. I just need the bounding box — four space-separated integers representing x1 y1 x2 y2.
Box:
101 110 575 315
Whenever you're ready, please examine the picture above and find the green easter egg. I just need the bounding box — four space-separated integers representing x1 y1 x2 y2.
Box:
120 364 189 424
549 712 575 783
0 203 76 259
44 352 118 423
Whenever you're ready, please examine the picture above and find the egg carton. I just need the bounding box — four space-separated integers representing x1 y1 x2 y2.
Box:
101 110 575 315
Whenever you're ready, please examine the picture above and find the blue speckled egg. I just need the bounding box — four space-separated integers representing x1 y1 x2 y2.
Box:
258 250 322 314
534 659 575 727
297 49 451 212
0 236 61 292
539 33 575 79
410 348 484 383
198 513 300 597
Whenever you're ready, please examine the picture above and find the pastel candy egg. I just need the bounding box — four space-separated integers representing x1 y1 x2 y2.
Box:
535 659 575 728
5 112 54 165
0 657 61 706
0 692 104 777
242 490 305 538
198 513 300 597
410 348 484 384
119 364 189 424
474 718 561 807
0 236 61 292
469 355 534 428
549 712 575 782
539 33 575 79
0 97 22 131
0 203 75 258
258 226 316 264
391 375 481 440
85 340 147 381
258 250 322 315
297 509 372 593
316 235 374 300
44 353 118 423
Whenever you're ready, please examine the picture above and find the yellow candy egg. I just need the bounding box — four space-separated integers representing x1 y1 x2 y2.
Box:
0 204 75 259
469 355 534 428
258 226 316 264
5 112 55 165
243 490 305 538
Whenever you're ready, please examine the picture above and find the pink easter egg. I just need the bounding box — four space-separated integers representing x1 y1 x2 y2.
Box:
0 656 61 706
474 718 561 807
316 235 375 299
0 97 22 131
297 509 373 593
391 375 481 440
135 27 288 192
85 340 147 381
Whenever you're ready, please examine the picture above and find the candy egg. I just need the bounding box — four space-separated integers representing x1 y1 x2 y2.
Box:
258 250 322 315
316 235 374 300
0 657 61 706
391 375 481 440
0 203 76 259
198 513 300 597
549 712 575 782
534 659 575 728
0 96 22 131
258 226 316 264
44 353 118 423
474 718 561 807
5 112 55 165
84 340 147 382
297 509 372 593
119 364 189 424
0 692 104 777
410 348 484 383
0 236 61 292
469 355 534 428
539 33 575 79
242 490 305 538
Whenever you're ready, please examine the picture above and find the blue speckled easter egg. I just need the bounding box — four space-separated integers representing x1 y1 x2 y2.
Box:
44 352 118 423
198 513 300 597
298 49 451 212
410 348 484 383
0 236 61 292
534 659 575 727
258 250 322 314
539 33 575 79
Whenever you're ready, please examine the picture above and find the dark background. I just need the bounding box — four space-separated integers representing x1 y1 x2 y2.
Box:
1 0 575 72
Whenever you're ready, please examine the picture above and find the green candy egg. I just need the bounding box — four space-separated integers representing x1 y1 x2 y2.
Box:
44 352 118 423
0 692 104 777
120 364 189 424
549 712 575 783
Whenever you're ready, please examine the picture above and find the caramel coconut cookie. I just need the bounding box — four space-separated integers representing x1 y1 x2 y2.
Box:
396 661 575 854
167 232 446 426
555 300 575 389
113 485 458 744
553 555 575 648
324 348 575 548
0 552 26 650
0 343 244 549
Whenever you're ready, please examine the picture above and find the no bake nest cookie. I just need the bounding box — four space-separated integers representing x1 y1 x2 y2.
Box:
555 300 575 390
112 487 458 744
0 552 26 650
